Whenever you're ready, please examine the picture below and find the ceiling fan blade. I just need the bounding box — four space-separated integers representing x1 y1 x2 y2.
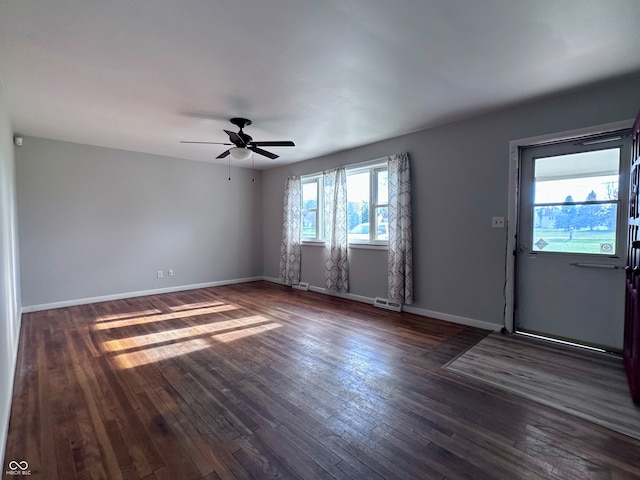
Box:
180 141 233 145
216 149 231 159
250 141 295 147
224 130 242 145
250 146 279 159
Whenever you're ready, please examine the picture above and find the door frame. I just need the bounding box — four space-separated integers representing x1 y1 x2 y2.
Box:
505 119 635 333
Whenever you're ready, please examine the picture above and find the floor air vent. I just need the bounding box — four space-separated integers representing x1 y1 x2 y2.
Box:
292 282 310 291
373 297 402 312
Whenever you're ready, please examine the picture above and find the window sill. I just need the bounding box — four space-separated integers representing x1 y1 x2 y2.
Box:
301 241 388 251
301 240 325 247
348 242 388 251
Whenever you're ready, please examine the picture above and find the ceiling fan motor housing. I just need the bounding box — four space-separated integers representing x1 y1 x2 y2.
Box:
237 132 252 146
230 118 253 146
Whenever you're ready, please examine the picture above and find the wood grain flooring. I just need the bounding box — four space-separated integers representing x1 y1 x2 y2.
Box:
4 281 640 479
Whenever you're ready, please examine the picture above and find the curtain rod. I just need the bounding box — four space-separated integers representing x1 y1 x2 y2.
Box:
301 153 402 179
345 155 390 169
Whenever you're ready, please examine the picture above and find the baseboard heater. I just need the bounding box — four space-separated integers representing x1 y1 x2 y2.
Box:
373 297 402 312
292 282 310 291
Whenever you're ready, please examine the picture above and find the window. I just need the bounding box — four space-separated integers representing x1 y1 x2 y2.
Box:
300 161 389 244
347 164 388 243
531 148 620 255
302 176 321 241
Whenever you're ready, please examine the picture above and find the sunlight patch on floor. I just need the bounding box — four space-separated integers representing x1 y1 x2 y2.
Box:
94 309 161 323
168 301 228 312
92 304 240 331
110 320 283 368
101 315 278 352
112 338 211 368
213 323 282 343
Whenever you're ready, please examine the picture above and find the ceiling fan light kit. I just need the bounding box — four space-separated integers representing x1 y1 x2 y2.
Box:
230 147 253 161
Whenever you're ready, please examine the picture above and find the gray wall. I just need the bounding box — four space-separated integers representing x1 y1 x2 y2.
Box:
262 73 640 328
16 138 263 308
0 86 21 467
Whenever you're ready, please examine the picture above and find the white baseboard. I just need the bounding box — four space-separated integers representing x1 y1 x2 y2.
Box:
262 277 502 332
402 305 502 332
21 276 264 313
262 277 377 305
307 285 374 305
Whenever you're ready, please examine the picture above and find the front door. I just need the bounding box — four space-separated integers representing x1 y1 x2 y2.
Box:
624 112 640 402
516 133 631 352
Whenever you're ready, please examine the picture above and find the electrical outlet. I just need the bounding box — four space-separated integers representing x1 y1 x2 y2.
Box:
168 268 174 277
492 216 505 228
157 270 163 279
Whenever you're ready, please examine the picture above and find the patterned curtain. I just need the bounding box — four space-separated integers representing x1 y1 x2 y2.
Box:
388 152 413 304
279 176 302 286
323 167 348 292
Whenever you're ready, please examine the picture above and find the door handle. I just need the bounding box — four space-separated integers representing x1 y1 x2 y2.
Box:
570 263 621 269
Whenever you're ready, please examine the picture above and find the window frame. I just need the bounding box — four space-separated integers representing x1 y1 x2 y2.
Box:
346 162 389 245
528 146 623 257
299 159 390 246
301 175 323 242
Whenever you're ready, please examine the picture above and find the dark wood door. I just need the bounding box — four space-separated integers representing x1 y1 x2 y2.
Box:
625 112 640 403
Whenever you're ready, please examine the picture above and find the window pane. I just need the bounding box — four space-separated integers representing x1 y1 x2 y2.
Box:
531 148 619 255
302 211 317 238
534 149 619 204
376 170 388 205
302 182 318 209
347 172 370 239
532 204 617 254
375 207 388 240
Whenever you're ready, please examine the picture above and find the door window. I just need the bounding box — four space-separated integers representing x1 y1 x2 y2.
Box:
531 148 620 255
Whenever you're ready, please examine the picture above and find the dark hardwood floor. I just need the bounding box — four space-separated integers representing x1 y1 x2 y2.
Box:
4 281 640 479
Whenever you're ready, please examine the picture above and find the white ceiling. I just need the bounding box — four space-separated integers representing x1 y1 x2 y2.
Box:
1 1 639 169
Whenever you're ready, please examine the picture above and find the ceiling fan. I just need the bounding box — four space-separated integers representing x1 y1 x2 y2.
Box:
181 118 295 160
